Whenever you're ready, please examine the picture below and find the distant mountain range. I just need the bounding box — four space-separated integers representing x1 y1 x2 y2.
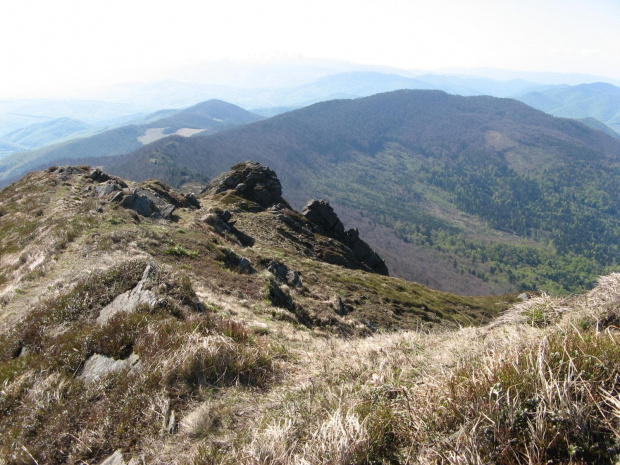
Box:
0 100 263 184
55 90 620 295
517 82 620 134
0 117 91 158
2 66 619 162
2 66 620 296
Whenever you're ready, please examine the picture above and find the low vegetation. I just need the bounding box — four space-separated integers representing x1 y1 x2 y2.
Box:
0 261 281 464
222 274 620 465
1 166 620 464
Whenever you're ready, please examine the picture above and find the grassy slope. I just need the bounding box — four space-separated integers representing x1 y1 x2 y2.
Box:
1 167 620 464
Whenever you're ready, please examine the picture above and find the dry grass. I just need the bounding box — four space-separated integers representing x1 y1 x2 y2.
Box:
2 167 620 464
0 261 282 464
215 273 620 465
6 269 618 464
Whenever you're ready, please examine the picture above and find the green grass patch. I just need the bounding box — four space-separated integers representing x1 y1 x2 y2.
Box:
164 245 199 257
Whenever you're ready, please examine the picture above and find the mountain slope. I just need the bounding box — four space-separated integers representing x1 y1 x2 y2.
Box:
577 117 620 139
92 90 620 295
517 82 620 133
0 141 23 159
0 100 263 185
0 164 511 462
1 165 620 464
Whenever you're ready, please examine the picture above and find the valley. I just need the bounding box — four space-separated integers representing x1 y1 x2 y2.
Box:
46 90 619 295
3 1 620 462
1 162 619 464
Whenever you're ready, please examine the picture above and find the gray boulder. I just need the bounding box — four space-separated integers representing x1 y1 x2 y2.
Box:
119 190 159 217
97 264 157 324
267 260 302 288
79 353 140 384
95 182 120 198
202 161 285 209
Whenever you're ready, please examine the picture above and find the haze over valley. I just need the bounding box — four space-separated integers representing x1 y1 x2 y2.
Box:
2 1 620 463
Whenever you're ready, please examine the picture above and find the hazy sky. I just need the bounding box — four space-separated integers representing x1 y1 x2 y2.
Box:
1 0 619 98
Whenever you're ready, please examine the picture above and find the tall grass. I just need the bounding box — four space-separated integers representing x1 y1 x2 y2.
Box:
225 274 620 465
0 261 281 464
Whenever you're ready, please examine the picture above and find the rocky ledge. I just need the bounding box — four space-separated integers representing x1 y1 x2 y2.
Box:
201 161 388 276
202 161 285 209
303 199 389 276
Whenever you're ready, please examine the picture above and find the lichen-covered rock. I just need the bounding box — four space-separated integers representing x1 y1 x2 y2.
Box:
95 182 121 198
119 190 160 217
303 199 388 276
202 161 284 208
302 200 346 237
97 264 157 324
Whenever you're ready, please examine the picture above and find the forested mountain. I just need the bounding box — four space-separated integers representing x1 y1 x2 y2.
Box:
0 100 263 185
517 82 620 134
577 117 620 139
67 90 620 295
143 99 265 131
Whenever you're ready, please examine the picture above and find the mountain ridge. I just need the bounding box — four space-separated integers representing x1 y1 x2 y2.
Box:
1 163 620 464
82 89 620 295
517 82 620 133
0 99 263 185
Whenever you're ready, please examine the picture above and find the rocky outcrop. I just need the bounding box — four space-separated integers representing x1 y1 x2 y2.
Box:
86 168 200 220
202 161 285 209
116 184 198 220
303 200 389 276
97 264 158 324
202 162 387 275
344 228 389 276
302 200 346 237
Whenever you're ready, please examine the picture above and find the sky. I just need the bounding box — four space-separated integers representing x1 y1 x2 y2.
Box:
1 0 619 98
